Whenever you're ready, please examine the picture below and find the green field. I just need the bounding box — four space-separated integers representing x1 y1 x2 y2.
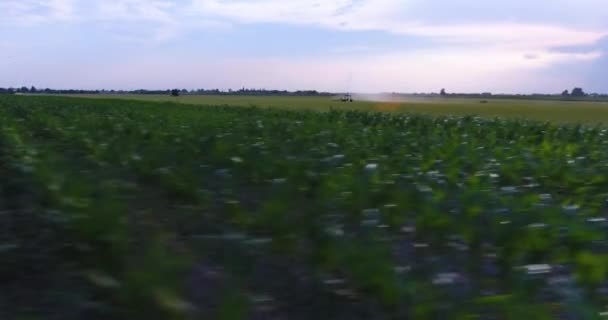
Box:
5 95 608 319
66 94 608 124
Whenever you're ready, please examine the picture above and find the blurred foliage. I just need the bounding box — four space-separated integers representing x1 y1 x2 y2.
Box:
2 95 608 319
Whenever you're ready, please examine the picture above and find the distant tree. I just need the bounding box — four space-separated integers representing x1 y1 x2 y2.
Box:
171 89 180 97
571 87 586 97
440 88 446 96
30 86 37 93
561 89 570 97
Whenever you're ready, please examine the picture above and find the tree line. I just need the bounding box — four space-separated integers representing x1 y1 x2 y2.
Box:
438 87 608 100
0 87 333 97
3 86 607 101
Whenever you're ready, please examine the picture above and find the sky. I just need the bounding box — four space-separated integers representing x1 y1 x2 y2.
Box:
1 0 607 93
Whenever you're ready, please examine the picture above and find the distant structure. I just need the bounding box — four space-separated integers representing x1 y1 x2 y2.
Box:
340 93 353 102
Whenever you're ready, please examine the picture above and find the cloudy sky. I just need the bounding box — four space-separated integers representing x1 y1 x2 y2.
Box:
1 0 607 93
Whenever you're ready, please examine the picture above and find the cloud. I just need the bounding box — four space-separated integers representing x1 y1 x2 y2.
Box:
192 0 607 50
188 0 607 88
402 0 608 30
96 0 176 23
4 0 607 48
191 0 360 24
524 54 540 60
0 0 76 26
1 0 227 42
50 0 76 21
0 41 14 50
6 42 598 93
1 0 607 92
93 0 232 42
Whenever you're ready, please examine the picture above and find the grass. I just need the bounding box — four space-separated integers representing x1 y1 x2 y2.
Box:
3 94 608 319
63 93 608 124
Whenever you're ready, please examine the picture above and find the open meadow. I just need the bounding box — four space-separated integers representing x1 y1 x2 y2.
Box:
66 93 608 124
4 94 608 319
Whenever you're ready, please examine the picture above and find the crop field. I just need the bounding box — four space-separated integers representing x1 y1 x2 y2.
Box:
5 95 608 319
67 93 608 124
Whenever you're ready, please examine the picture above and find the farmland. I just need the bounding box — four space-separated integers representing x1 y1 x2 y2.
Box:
67 93 608 124
4 94 608 319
